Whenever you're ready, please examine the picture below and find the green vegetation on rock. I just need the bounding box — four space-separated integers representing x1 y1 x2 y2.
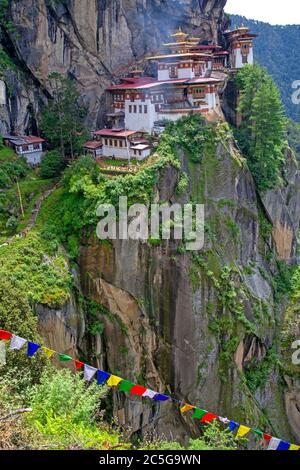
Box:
236 65 287 192
0 232 72 307
230 15 300 123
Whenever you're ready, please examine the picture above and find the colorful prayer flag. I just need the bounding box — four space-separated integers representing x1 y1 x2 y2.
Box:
130 385 147 396
27 341 41 358
97 370 110 385
74 360 84 370
119 380 135 392
84 364 97 381
289 444 300 450
252 429 264 439
107 375 122 387
0 329 12 341
142 389 157 399
9 335 27 351
264 433 272 442
229 421 239 432
192 409 207 420
267 438 281 450
153 393 169 402
236 425 251 439
42 347 55 358
201 412 218 423
277 441 290 451
180 404 195 414
219 416 230 425
58 353 72 362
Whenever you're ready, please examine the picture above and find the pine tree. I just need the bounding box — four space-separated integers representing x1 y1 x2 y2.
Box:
40 73 88 158
236 65 287 191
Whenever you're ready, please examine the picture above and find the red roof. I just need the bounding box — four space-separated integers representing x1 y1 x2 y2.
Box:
107 77 158 91
24 136 46 144
83 140 103 150
93 129 138 138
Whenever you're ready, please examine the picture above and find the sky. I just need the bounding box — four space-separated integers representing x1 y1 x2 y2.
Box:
225 0 300 25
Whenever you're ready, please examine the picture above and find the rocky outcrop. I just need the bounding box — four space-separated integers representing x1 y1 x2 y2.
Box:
0 0 227 132
77 136 300 444
261 149 300 261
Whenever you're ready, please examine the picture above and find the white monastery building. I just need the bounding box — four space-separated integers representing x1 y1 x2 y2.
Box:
84 25 257 161
2 135 46 166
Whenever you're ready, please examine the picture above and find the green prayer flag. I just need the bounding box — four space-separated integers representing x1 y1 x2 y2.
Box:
58 353 72 362
119 380 135 392
252 429 263 438
192 408 207 420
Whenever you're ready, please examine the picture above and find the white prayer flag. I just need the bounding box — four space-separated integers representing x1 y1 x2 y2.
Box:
142 389 156 399
268 437 281 450
84 364 97 382
9 335 27 351
219 416 230 424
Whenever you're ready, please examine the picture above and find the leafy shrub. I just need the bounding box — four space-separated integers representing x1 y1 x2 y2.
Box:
28 369 107 426
40 150 65 178
5 214 17 232
0 276 48 398
0 232 72 307
143 421 240 450
0 157 28 189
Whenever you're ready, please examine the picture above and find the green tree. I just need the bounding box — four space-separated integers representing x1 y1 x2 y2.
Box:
40 73 88 158
236 65 287 191
5 214 17 232
40 150 65 178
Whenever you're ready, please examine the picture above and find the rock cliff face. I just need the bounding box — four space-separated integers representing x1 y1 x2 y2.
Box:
2 0 300 446
0 0 227 132
74 135 300 444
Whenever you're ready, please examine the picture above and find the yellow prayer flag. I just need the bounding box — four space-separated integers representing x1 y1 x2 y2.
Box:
107 375 122 387
236 425 251 439
42 347 55 358
180 404 195 414
289 444 300 450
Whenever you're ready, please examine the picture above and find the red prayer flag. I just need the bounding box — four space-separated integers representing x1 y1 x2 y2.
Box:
74 360 84 370
264 433 272 441
130 385 147 396
201 412 218 423
0 329 12 341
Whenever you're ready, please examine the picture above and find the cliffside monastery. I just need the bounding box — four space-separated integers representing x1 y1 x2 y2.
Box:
83 25 257 161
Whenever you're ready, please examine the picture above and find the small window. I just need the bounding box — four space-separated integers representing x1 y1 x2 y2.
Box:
129 105 132 113
139 150 142 156
133 105 137 113
109 139 113 146
114 140 118 147
119 140 123 147
105 139 108 145
139 105 143 113
144 105 148 113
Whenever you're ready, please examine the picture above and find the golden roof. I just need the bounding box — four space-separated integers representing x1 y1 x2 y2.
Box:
147 52 207 61
171 27 188 42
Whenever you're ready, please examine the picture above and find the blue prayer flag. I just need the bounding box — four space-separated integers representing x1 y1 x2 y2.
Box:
153 393 169 401
27 341 41 358
277 441 290 451
97 370 110 385
229 421 239 432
